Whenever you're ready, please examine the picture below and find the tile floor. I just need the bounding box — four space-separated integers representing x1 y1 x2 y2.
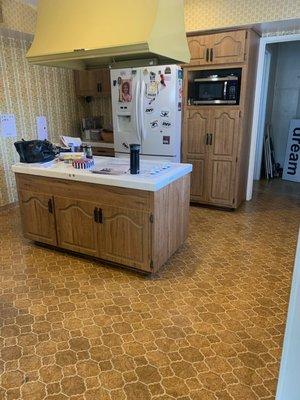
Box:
0 181 299 400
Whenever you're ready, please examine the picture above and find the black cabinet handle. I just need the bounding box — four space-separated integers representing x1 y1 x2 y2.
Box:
98 208 103 224
48 198 53 214
97 83 102 92
210 48 213 62
94 207 103 223
205 133 209 145
206 48 209 62
94 207 99 223
209 133 213 145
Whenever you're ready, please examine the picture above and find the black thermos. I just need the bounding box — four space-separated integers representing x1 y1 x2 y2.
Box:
130 144 140 174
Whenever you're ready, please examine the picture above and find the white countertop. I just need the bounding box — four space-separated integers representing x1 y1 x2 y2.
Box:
12 157 192 192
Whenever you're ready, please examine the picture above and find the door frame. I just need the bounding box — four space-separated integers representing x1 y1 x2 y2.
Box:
246 33 300 200
253 48 272 180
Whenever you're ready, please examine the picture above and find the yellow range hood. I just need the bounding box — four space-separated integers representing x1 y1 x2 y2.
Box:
27 0 190 69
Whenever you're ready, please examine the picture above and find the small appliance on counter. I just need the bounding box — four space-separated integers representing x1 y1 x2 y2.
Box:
130 144 140 174
14 139 56 163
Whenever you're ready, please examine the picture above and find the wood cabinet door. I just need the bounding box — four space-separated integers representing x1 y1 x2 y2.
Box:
94 68 111 97
210 31 246 64
55 197 98 256
184 109 210 157
18 190 57 245
98 207 151 272
187 35 211 65
183 109 210 201
186 158 207 201
74 70 97 97
207 109 240 206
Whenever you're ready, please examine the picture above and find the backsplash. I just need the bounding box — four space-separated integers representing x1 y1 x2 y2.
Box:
0 34 80 207
184 0 300 32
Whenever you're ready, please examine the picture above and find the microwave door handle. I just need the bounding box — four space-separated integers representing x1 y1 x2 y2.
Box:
223 81 228 100
140 81 146 141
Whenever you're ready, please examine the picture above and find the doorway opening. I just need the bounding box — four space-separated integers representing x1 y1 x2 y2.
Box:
247 34 300 200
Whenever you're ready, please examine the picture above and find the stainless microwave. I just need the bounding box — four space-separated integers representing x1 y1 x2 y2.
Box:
189 75 240 105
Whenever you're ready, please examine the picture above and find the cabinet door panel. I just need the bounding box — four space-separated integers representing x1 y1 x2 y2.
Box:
187 158 206 201
185 109 210 157
207 109 240 205
74 70 97 97
18 190 57 245
99 207 151 271
95 68 111 96
211 31 246 64
55 197 98 256
187 35 210 65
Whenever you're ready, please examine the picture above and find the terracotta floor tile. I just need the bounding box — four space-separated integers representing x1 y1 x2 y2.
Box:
0 181 299 399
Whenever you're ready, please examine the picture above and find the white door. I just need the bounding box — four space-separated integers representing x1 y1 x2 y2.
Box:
110 68 142 154
140 65 182 159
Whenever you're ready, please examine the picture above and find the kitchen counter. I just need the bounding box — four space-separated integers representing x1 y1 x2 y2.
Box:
12 157 192 191
13 157 192 273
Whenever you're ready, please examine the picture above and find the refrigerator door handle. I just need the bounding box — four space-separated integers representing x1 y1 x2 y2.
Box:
135 79 141 142
140 81 146 141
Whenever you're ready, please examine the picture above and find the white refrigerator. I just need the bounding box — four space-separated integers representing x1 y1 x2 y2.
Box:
110 65 183 162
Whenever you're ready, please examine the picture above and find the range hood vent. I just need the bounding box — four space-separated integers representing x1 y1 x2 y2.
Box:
26 0 190 69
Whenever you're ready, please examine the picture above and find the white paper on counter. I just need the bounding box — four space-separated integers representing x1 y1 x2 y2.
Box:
60 135 82 147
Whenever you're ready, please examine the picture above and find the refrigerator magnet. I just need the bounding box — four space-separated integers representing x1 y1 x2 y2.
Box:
145 107 154 114
160 110 170 118
160 74 166 86
162 121 171 128
164 66 171 74
163 136 170 144
147 81 159 97
150 120 159 129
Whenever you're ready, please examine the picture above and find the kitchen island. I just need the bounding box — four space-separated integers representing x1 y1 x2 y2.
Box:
12 157 192 273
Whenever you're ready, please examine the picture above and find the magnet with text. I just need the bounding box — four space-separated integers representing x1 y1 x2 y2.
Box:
162 121 171 128
145 107 154 114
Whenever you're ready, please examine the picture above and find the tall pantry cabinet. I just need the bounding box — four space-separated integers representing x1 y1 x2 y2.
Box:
182 29 260 208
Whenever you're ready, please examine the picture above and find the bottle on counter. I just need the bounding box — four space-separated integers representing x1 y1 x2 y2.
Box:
130 144 140 174
83 145 93 159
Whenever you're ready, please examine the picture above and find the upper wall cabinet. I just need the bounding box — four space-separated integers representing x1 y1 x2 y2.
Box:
187 30 247 66
210 31 246 64
187 35 211 65
74 68 111 98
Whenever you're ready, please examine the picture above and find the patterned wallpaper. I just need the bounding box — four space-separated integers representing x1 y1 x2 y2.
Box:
1 0 36 34
0 34 80 207
184 0 300 32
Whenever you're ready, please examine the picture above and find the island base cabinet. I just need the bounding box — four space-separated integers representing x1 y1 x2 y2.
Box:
99 207 151 271
15 174 190 273
18 190 57 246
54 197 99 257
